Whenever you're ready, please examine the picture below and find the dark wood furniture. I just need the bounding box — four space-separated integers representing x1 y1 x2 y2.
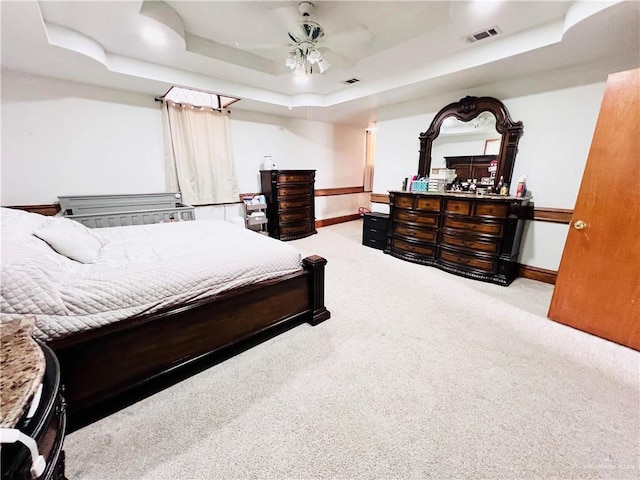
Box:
386 191 529 285
260 170 317 240
419 96 524 190
6 205 330 430
444 155 497 183
47 255 329 430
2 343 67 480
362 212 389 250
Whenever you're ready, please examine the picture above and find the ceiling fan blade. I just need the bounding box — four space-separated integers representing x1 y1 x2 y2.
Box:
242 42 292 51
323 25 375 47
317 47 355 69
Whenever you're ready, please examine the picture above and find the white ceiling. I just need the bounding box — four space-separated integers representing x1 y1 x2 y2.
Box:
1 1 639 127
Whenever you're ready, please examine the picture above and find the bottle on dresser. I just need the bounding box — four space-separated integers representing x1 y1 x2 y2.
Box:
516 176 527 198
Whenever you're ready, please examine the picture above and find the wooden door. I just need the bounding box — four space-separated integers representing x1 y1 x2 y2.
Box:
548 68 639 350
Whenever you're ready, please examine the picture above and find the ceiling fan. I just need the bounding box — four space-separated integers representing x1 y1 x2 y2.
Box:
285 2 331 75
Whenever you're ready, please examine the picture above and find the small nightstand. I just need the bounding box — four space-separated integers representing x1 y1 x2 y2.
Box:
362 212 389 250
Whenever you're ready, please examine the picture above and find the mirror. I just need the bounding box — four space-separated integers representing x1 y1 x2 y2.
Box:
418 96 524 190
431 112 501 186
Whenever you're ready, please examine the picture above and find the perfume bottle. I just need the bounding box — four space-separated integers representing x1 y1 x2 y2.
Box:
516 176 527 198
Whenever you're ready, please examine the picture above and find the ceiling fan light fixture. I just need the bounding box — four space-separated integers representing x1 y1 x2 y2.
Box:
284 1 330 75
317 57 330 74
306 48 321 64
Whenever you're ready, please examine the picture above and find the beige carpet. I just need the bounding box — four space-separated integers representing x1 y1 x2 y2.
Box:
65 220 639 479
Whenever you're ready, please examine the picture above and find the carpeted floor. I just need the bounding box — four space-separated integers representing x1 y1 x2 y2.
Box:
65 220 639 479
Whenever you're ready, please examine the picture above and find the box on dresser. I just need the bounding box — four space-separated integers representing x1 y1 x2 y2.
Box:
386 191 529 286
260 170 317 241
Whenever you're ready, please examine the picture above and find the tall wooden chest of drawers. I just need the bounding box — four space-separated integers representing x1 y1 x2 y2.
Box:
386 191 529 285
260 170 317 241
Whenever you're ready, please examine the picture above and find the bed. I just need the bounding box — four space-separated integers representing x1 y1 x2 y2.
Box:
0 207 329 428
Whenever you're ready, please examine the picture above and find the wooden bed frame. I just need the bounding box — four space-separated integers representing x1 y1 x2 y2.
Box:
6 204 330 429
47 255 329 430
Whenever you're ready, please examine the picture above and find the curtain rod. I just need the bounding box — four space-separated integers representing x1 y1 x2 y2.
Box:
154 97 230 114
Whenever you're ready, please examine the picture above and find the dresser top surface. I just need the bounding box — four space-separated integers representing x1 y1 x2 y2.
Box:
389 190 531 203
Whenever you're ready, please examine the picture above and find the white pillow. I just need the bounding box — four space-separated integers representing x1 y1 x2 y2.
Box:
46 217 109 247
0 207 50 235
33 220 104 264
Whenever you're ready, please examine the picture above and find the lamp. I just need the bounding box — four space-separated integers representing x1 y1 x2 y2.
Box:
285 2 331 75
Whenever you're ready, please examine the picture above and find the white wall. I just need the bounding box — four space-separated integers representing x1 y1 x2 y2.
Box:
1 70 366 220
230 110 365 192
229 109 367 219
372 82 605 270
1 71 165 204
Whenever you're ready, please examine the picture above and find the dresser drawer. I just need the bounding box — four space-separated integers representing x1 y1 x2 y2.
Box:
363 213 389 230
364 226 387 241
363 235 386 250
438 247 498 273
279 208 311 223
415 197 441 212
393 223 437 243
394 195 415 209
281 221 314 236
444 199 472 215
394 210 438 226
278 173 311 183
443 216 504 236
277 185 310 197
474 202 509 218
278 197 311 210
441 231 501 254
392 238 435 257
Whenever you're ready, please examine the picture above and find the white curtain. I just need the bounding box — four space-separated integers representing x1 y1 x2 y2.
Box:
162 102 239 205
364 129 376 191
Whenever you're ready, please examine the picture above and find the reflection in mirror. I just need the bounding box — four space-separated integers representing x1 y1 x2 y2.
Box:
431 112 501 186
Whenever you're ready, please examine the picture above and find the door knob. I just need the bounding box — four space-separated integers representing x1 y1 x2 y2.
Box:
574 220 587 230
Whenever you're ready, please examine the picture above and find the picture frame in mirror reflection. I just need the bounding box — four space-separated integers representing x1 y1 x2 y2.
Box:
484 138 501 155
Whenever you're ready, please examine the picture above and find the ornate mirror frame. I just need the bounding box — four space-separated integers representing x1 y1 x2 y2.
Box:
418 96 524 189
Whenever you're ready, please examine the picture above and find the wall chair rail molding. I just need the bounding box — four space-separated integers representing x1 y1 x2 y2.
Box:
525 206 573 224
315 186 364 197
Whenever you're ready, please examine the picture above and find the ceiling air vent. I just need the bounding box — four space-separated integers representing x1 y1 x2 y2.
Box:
341 78 361 85
464 26 501 43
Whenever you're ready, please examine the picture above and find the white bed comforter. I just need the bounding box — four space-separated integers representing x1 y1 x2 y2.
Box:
0 208 302 341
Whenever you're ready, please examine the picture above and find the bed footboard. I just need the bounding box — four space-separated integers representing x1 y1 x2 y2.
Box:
49 255 329 430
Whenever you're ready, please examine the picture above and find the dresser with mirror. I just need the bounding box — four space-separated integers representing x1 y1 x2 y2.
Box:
385 96 529 286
